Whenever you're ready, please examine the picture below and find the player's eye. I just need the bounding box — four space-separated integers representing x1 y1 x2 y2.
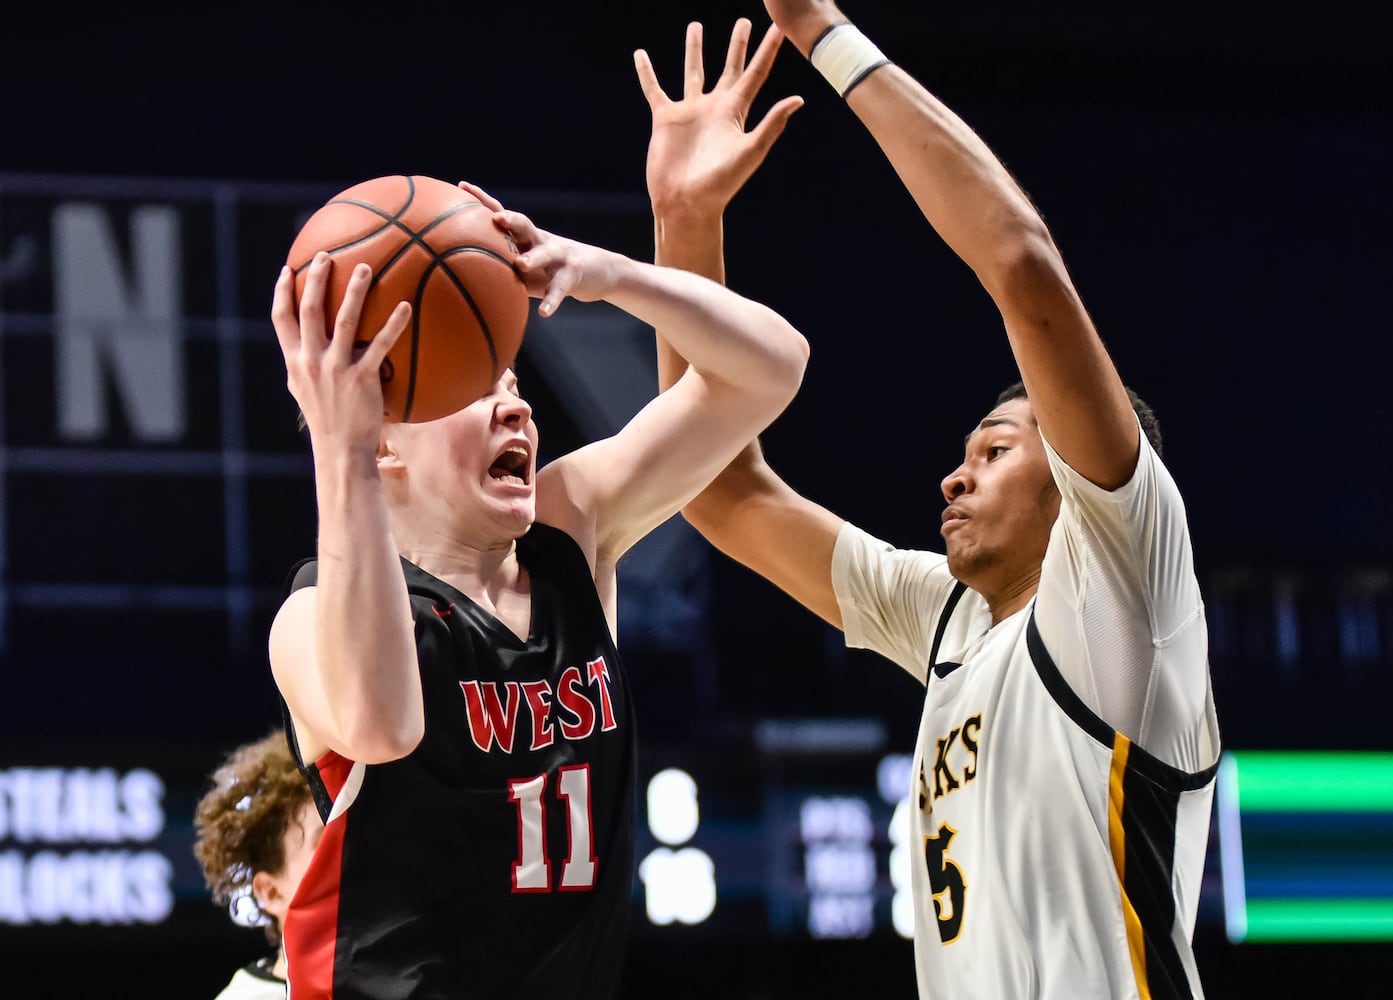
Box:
987 446 1008 461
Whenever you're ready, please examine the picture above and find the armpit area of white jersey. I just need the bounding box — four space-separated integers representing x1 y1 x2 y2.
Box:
1033 426 1216 773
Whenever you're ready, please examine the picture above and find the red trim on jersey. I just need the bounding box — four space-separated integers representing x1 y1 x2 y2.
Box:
285 750 353 999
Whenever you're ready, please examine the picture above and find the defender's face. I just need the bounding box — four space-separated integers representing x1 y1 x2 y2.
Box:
279 800 323 905
257 799 323 923
387 370 539 538
939 398 1060 589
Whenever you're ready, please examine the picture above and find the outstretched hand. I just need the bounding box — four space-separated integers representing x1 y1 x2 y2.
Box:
270 254 409 445
634 18 803 217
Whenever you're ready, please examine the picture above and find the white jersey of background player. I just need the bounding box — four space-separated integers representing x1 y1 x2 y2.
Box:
836 413 1219 997
637 3 1220 997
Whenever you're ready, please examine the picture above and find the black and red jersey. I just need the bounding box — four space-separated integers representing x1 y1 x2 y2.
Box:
280 522 636 1000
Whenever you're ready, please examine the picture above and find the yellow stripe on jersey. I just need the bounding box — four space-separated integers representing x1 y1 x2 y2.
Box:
1109 733 1151 1000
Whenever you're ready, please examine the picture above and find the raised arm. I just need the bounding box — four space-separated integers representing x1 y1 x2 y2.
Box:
267 255 422 765
461 187 810 570
767 0 1139 489
635 17 847 628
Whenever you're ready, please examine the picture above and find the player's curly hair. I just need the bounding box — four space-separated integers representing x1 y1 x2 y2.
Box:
193 729 311 946
995 380 1163 457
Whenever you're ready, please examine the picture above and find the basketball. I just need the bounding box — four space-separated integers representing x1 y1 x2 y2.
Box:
286 174 530 423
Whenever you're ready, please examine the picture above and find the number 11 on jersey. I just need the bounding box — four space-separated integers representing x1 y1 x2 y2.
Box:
509 765 598 892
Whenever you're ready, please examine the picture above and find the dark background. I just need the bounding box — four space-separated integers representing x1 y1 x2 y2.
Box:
2 0 1391 996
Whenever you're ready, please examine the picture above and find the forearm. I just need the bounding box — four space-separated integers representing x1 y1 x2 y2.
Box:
310 443 422 757
653 209 724 393
682 439 846 629
779 6 1136 485
608 254 808 400
847 66 1051 299
776 6 1051 299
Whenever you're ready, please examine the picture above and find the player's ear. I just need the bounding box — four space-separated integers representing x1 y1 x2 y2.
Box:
252 870 289 921
377 429 406 475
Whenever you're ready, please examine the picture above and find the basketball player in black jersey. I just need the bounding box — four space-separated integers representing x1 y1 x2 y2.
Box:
266 187 808 1000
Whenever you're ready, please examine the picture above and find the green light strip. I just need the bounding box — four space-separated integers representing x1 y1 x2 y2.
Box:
1232 752 1393 812
1242 899 1393 942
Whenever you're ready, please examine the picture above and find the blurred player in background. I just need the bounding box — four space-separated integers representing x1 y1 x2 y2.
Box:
194 729 321 1000
267 194 807 998
638 4 1220 997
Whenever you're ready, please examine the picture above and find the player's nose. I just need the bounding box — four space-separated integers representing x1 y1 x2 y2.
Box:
941 463 972 501
496 391 532 425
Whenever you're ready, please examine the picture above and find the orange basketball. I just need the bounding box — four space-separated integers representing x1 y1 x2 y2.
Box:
287 175 529 423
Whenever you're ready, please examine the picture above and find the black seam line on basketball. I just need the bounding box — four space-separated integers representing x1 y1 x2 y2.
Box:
438 247 507 376
313 199 485 286
402 272 427 423
410 250 498 383
370 202 484 283
290 179 419 275
401 175 423 422
396 241 502 422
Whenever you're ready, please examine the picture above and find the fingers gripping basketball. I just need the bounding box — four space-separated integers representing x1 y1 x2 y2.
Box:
287 175 530 423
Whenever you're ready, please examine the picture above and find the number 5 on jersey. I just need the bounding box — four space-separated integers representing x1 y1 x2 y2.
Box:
509 765 598 892
926 822 967 942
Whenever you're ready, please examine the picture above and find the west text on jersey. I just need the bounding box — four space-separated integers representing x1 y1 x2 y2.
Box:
460 656 619 753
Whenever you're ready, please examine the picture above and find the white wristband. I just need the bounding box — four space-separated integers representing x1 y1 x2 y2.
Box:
809 23 890 98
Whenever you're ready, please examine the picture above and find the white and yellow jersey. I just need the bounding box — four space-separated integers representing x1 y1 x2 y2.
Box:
833 428 1220 999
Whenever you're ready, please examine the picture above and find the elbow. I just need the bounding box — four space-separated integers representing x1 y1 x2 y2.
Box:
771 321 811 401
333 701 424 765
342 716 423 765
790 325 811 379
981 223 1072 310
794 329 811 380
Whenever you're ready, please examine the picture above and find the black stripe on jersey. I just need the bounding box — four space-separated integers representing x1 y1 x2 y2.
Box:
277 553 327 813
929 580 969 676
1118 751 1191 1000
1024 611 1217 792
1026 610 1219 999
275 686 336 819
302 760 334 824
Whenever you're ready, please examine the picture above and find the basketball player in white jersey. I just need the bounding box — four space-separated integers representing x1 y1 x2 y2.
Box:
635 5 1220 997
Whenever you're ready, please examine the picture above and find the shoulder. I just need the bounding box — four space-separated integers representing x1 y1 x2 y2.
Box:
833 521 961 622
833 521 950 588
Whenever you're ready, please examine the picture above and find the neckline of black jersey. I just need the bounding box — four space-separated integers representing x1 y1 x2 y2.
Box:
400 526 554 650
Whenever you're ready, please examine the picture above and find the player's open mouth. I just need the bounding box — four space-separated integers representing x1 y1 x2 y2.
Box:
488 444 531 486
